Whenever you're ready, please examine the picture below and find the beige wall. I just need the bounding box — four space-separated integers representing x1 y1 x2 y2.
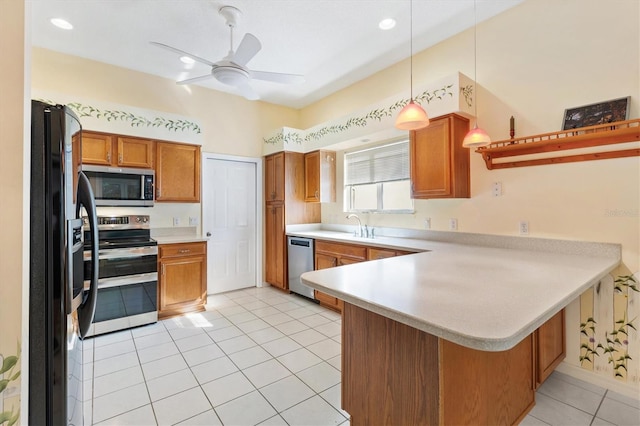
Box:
308 0 639 390
0 0 25 421
308 0 639 270
32 48 301 158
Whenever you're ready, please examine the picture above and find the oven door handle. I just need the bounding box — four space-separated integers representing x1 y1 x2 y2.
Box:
85 272 158 290
84 246 158 261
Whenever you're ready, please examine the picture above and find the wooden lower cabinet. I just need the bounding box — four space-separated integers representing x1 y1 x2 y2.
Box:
343 303 535 425
536 309 566 387
314 241 366 312
158 242 207 319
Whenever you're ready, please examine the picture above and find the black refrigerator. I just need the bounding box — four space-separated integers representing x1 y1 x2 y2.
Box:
29 100 99 425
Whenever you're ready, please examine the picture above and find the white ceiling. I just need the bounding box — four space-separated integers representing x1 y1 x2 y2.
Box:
30 0 524 109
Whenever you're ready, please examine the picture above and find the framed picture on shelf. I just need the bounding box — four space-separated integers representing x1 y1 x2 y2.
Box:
562 96 630 130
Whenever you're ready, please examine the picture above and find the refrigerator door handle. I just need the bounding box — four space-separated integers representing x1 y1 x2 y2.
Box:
76 171 99 338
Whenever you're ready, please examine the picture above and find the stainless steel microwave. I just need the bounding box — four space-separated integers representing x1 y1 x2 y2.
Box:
82 165 154 207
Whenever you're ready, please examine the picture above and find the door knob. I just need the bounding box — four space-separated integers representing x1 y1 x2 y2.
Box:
206 232 212 237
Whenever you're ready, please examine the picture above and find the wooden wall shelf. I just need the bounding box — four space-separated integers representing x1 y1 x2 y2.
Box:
476 118 640 169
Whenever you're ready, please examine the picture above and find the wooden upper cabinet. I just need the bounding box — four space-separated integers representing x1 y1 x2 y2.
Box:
81 131 114 166
116 137 154 168
155 141 201 202
410 113 470 199
304 150 336 203
265 152 285 203
81 131 154 169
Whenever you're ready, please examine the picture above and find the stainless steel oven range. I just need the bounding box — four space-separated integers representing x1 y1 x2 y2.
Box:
83 215 157 337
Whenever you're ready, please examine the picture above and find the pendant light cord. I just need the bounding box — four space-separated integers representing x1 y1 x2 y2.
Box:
410 0 414 101
473 0 478 120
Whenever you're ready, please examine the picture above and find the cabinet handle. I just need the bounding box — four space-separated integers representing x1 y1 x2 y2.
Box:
178 249 191 254
271 191 276 200
156 188 161 198
118 153 123 164
315 190 319 199
162 264 166 276
106 152 111 163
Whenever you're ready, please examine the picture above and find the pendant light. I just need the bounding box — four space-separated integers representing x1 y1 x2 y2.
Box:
462 0 491 148
395 0 429 131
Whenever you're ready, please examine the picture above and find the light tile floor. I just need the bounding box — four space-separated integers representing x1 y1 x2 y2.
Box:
84 286 640 426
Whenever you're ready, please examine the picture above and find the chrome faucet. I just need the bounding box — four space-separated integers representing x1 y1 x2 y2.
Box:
346 214 363 237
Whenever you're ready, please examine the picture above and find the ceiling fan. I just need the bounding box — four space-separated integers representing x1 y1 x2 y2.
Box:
151 5 304 100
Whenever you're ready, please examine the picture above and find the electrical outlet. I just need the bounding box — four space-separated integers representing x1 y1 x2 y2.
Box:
519 220 529 235
424 218 431 230
173 217 180 227
492 182 502 197
189 216 199 226
449 218 458 231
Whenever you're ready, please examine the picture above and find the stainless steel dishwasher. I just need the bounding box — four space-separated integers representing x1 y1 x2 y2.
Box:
287 236 315 299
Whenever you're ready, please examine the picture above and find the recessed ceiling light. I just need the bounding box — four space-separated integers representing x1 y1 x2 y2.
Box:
378 18 396 30
180 56 195 65
50 18 73 30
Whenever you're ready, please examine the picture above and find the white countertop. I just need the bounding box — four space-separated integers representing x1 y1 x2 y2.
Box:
153 235 208 244
297 229 620 351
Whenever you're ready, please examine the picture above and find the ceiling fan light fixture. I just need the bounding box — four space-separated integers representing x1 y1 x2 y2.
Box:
180 56 195 64
212 66 250 86
395 100 430 130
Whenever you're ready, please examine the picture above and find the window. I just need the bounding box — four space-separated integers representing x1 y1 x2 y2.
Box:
344 140 413 213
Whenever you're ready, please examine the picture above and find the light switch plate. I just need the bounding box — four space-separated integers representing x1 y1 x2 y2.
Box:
449 218 458 231
173 217 180 227
189 217 199 226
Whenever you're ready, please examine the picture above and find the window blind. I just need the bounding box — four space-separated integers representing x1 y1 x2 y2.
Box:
345 140 409 186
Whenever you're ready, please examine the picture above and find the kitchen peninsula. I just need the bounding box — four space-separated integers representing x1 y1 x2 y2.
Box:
299 231 620 425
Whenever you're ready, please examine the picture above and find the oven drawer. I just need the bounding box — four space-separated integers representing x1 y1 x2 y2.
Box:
160 242 206 258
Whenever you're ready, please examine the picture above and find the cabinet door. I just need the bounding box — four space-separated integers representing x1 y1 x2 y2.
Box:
265 204 286 289
304 150 336 203
536 309 566 387
159 254 206 319
156 142 201 202
304 151 321 202
117 137 154 168
314 253 340 311
81 131 114 165
410 114 469 199
368 248 396 261
265 152 285 203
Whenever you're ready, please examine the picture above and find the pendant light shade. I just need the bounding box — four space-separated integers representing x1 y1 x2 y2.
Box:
463 0 491 148
394 0 429 131
395 100 430 130
462 124 491 148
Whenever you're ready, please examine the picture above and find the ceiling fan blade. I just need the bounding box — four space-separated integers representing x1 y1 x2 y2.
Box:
235 83 260 101
177 73 214 85
150 41 216 67
250 70 305 85
231 33 261 66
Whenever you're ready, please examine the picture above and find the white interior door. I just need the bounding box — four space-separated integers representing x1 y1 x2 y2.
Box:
202 155 259 294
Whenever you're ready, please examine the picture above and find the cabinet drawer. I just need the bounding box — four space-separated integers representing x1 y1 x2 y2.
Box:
368 248 397 260
160 242 206 258
316 240 366 260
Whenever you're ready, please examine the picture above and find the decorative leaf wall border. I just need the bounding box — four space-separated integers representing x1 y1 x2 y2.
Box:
263 84 455 145
36 99 202 134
